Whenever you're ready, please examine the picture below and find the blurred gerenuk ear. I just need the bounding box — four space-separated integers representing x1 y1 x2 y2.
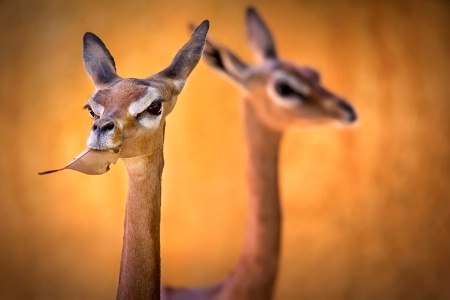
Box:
246 7 278 62
201 32 249 86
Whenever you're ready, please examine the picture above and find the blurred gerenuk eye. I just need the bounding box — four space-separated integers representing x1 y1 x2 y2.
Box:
275 80 306 101
275 81 295 96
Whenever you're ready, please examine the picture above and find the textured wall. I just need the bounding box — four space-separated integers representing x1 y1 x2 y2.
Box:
1 0 449 299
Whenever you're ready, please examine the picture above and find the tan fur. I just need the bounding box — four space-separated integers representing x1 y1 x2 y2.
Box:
80 21 209 299
87 79 174 158
162 7 356 300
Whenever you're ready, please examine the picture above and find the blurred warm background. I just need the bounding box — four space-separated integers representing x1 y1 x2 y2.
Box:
1 0 449 299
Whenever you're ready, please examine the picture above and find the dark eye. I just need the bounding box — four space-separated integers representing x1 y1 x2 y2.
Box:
274 80 306 101
147 101 162 116
85 106 99 119
88 109 96 118
275 81 295 96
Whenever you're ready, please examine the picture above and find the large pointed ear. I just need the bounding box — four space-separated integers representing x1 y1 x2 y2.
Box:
202 37 248 85
246 7 277 62
83 32 121 89
157 20 209 93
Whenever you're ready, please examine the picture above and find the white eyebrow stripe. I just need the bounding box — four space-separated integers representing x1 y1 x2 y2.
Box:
89 100 105 116
128 87 160 116
272 70 310 95
268 70 311 108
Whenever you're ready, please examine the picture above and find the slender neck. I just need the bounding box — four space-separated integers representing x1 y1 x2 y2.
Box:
231 99 283 297
116 151 164 300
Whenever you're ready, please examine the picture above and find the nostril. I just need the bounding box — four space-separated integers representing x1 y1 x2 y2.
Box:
101 121 115 132
338 100 357 122
92 120 115 132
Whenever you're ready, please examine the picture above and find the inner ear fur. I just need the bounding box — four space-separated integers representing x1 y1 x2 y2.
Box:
246 7 278 62
83 32 120 88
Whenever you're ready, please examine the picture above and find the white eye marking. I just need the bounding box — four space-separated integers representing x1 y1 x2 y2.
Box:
268 70 310 108
138 114 162 129
128 87 160 116
89 101 105 116
173 79 185 92
268 86 298 108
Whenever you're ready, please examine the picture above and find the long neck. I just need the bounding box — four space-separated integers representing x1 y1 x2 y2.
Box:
229 100 283 298
117 151 164 300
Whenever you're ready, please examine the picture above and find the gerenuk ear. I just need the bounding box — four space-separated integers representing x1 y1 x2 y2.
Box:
83 32 121 89
246 7 277 62
202 37 249 86
157 20 209 93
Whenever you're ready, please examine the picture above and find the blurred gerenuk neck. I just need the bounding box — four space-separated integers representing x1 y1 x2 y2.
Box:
226 99 282 299
117 151 164 300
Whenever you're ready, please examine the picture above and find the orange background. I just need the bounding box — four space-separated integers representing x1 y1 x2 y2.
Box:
1 0 450 299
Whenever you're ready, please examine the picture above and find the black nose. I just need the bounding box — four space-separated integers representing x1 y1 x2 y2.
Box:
92 120 115 132
338 100 357 123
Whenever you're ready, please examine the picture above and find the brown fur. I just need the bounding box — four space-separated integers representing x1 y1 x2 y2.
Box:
162 7 356 300
80 21 209 299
